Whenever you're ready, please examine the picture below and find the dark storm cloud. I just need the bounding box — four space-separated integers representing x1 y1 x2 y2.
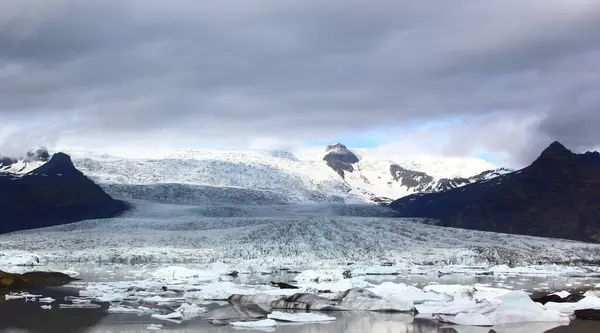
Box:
538 84 600 152
1 0 600 160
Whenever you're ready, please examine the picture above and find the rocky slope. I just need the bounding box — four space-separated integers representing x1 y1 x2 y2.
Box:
323 143 508 203
389 142 600 243
0 152 128 234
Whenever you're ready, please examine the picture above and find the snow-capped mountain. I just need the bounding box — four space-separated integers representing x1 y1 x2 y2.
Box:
1 145 506 205
0 152 128 234
0 147 50 175
321 143 510 203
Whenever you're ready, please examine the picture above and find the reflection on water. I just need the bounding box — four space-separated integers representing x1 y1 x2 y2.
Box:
0 296 579 333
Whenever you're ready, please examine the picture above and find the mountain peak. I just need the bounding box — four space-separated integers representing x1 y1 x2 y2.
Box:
27 152 79 176
326 143 349 152
543 141 571 154
534 141 574 164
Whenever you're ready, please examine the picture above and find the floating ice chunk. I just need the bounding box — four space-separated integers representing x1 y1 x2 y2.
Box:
142 295 180 304
423 284 511 302
552 291 571 299
152 266 215 280
350 265 406 276
5 293 43 300
151 311 183 322
151 263 234 281
205 304 270 321
146 324 163 330
370 282 450 304
230 319 278 327
583 290 600 298
300 277 372 293
416 299 493 315
270 293 337 311
60 270 80 278
439 313 493 326
229 294 283 310
544 296 600 314
338 288 413 312
268 311 335 322
95 294 123 302
59 303 101 309
294 269 345 283
39 297 56 303
107 305 155 314
491 291 568 324
183 282 258 300
40 305 52 310
174 303 207 319
69 298 92 305
0 253 41 268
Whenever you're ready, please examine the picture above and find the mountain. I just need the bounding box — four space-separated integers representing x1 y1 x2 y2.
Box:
389 141 600 243
0 152 128 234
321 143 509 203
13 145 500 205
0 147 50 174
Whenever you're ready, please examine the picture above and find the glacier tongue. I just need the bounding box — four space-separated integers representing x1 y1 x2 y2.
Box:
2 202 600 267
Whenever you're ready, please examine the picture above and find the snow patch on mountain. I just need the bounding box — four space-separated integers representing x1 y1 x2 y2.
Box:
10 145 503 204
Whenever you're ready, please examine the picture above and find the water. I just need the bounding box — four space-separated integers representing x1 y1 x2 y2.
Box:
2 285 600 333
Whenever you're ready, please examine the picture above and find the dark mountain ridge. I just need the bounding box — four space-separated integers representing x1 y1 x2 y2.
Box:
389 141 600 243
0 152 129 234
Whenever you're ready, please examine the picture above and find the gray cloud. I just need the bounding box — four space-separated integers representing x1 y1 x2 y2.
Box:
1 0 600 162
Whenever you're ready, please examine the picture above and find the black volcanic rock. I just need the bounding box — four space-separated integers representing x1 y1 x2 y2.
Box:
389 141 600 243
0 152 128 234
389 165 434 190
323 143 360 178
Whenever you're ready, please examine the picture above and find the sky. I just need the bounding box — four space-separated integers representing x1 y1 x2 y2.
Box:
1 0 600 168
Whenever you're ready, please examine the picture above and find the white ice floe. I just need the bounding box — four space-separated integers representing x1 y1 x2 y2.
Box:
40 305 52 310
294 269 345 283
152 263 233 281
551 291 571 298
0 252 40 270
544 296 600 314
369 282 451 304
230 319 278 328
301 277 373 293
350 265 406 277
146 324 163 330
151 311 184 322
174 303 207 319
488 265 588 277
4 293 42 300
440 312 493 326
107 305 156 315
338 288 413 312
439 291 568 326
423 284 512 302
39 297 56 303
416 299 494 316
268 311 336 322
59 303 102 309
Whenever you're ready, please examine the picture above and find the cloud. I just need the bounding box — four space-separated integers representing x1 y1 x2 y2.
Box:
538 84 600 152
0 0 599 161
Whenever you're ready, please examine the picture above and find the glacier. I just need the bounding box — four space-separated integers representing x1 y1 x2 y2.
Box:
2 201 600 268
47 146 501 204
